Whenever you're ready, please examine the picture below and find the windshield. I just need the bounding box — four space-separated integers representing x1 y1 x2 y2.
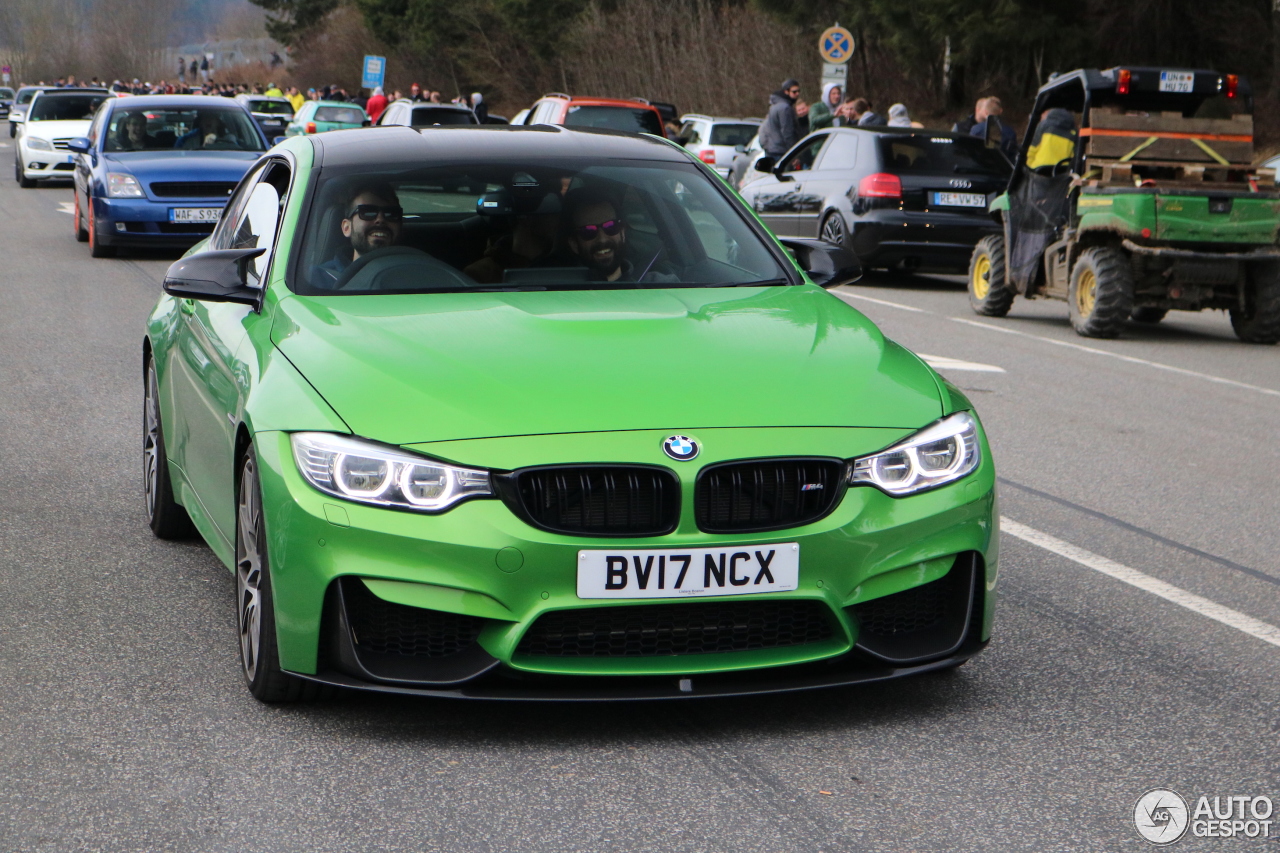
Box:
29 94 107 122
411 107 476 127
296 158 788 295
17 88 42 105
563 105 664 136
710 123 759 147
0 88 14 100
249 100 293 115
104 108 265 152
315 106 364 124
877 135 1010 175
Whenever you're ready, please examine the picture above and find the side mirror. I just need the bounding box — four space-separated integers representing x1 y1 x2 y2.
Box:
753 155 776 174
163 248 266 305
272 135 286 145
779 237 862 288
67 137 91 153
361 118 372 127
734 144 746 154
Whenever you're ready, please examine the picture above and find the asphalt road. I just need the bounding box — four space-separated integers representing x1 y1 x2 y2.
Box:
2 163 1278 852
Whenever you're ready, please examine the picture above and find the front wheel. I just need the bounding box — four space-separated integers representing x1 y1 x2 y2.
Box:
236 449 325 703
1230 262 1280 344
144 358 194 539
967 235 1014 316
87 197 116 258
74 192 88 242
16 157 35 188
1068 246 1134 338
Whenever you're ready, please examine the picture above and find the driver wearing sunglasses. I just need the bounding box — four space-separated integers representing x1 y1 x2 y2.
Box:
564 187 675 284
313 183 404 288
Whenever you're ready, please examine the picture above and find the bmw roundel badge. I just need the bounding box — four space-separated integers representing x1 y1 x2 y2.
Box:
662 435 699 461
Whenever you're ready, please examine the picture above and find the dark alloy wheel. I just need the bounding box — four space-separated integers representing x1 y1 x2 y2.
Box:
236 449 326 703
967 235 1015 317
1068 246 1134 338
144 358 193 539
820 212 848 247
1130 306 1167 324
1230 261 1280 344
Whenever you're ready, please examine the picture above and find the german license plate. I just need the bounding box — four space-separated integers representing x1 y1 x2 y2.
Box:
170 207 221 223
931 191 986 208
577 544 799 599
1159 71 1194 93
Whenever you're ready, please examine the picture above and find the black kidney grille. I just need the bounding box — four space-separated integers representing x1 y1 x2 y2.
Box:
342 578 483 658
511 466 679 536
516 599 834 657
695 458 845 533
149 181 237 198
853 579 951 638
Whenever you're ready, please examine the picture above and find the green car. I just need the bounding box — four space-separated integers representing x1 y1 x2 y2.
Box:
145 126 998 702
285 100 367 137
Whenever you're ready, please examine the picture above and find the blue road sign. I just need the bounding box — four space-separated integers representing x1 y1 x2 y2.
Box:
819 27 854 64
361 55 386 90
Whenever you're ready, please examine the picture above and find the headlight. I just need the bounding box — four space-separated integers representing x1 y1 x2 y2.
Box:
26 136 52 150
850 411 981 496
291 432 492 512
107 173 144 198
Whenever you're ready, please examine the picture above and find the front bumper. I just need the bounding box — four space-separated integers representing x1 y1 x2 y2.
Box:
93 196 219 247
251 425 999 698
19 147 76 179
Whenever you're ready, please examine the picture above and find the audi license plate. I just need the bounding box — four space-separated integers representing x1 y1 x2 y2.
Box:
577 544 799 599
931 191 986 208
170 207 221 223
1159 71 1194 93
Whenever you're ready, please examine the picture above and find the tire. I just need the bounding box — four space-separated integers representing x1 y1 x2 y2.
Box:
967 235 1014 317
820 211 849 248
74 192 88 242
16 156 35 188
236 448 325 703
87 197 116 258
1230 261 1280 344
1130 306 1167 324
1068 246 1134 338
144 358 194 539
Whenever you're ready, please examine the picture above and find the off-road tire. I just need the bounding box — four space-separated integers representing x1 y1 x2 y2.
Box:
143 358 194 540
236 448 328 703
1068 246 1133 338
1230 262 1280 344
1130 306 1167 324
967 235 1014 317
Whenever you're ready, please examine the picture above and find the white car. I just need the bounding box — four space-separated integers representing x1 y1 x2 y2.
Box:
15 88 111 187
677 114 761 179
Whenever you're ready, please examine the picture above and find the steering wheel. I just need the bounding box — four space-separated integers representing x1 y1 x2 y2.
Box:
333 245 468 292
1050 157 1074 178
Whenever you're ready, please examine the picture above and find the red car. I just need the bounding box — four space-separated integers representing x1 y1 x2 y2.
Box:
521 93 666 136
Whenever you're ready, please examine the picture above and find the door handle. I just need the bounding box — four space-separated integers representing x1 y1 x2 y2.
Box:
180 299 196 315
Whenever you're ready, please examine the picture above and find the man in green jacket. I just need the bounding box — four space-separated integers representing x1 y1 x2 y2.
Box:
809 83 843 131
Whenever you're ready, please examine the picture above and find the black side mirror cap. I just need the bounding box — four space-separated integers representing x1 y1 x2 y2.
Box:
753 155 775 173
361 119 372 127
163 248 266 305
66 137 91 153
779 237 862 288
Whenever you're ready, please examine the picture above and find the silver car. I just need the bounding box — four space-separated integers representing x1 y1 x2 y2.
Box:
677 114 760 179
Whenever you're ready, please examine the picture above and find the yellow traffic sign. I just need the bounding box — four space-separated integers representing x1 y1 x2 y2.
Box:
819 26 855 64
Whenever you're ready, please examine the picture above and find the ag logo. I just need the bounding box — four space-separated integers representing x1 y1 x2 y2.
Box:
949 178 973 188
662 435 699 461
1134 789 1189 845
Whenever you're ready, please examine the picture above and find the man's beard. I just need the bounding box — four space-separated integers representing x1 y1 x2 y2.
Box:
352 226 393 255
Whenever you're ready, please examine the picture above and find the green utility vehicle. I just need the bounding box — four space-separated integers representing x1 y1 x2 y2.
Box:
968 67 1280 342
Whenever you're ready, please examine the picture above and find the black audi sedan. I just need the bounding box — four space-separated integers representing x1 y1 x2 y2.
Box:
738 127 1012 274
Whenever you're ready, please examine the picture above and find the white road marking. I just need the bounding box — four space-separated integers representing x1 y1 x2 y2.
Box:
952 317 1280 398
834 290 928 313
1001 517 1280 650
56 201 75 215
918 354 1005 373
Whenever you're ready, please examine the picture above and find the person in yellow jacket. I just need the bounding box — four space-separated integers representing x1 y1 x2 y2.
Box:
1026 108 1077 170
264 82 284 97
286 86 305 112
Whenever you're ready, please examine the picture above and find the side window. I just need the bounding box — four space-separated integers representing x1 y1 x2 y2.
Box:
782 135 828 174
229 163 290 287
680 122 701 145
814 133 858 171
87 104 109 146
210 162 268 250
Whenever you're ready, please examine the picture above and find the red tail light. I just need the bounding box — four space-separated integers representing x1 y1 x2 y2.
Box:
858 172 902 199
1117 68 1131 96
699 149 717 165
1225 74 1239 98
305 121 317 134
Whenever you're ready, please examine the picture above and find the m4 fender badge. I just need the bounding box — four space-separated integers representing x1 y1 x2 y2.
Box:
662 435 699 461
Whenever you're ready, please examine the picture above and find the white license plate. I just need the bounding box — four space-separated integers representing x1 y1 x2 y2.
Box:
931 191 986 208
170 207 221 223
577 544 799 599
1159 71 1194 93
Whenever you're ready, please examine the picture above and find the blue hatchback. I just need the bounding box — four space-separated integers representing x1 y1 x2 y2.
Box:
69 95 267 257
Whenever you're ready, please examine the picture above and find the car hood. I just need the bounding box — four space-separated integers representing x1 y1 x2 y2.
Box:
270 285 943 445
103 150 259 182
22 119 89 139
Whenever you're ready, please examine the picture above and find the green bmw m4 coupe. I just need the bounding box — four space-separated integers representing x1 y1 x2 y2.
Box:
144 125 998 702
